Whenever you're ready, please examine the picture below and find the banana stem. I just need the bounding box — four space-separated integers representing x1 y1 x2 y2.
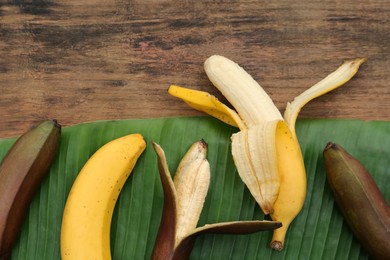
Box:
270 224 289 251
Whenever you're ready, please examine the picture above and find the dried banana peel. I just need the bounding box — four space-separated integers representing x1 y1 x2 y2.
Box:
168 55 365 250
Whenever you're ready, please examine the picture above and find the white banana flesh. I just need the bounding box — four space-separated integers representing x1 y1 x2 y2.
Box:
204 55 282 128
231 121 279 214
173 140 210 246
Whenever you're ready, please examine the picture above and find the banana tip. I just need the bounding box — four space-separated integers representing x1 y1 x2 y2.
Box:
200 139 208 149
52 119 61 128
324 142 337 151
167 85 174 92
270 241 283 251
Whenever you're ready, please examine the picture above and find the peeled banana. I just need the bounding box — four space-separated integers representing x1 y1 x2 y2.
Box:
323 142 390 259
60 133 146 260
151 140 282 259
151 140 210 259
168 55 365 250
0 120 61 260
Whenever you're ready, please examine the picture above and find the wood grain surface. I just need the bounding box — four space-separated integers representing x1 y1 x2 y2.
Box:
1 0 389 138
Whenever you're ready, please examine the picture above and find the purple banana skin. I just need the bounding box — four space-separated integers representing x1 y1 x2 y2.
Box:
323 142 390 259
0 120 61 260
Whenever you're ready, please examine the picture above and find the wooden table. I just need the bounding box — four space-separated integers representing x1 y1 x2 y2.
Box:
1 0 389 138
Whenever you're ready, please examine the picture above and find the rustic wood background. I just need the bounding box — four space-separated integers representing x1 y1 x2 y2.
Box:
1 0 389 138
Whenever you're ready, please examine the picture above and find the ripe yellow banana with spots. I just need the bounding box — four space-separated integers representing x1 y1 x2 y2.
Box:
168 55 365 250
60 133 146 260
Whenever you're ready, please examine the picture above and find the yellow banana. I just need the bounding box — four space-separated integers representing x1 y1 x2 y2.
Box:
168 55 365 250
60 133 146 260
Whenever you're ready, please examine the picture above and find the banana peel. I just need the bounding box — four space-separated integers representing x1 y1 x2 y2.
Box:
168 55 365 250
151 141 282 260
167 87 245 129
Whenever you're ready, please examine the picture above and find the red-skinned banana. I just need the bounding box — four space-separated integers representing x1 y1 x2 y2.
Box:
323 142 390 259
0 120 61 260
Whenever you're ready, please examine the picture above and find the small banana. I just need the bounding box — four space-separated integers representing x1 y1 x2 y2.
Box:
0 120 61 260
323 142 390 259
151 140 281 259
60 133 146 260
168 55 365 250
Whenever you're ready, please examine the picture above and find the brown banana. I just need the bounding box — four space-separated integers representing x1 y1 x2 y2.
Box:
0 120 61 260
323 142 390 259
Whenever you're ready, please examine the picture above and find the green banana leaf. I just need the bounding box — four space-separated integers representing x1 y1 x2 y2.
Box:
0 117 389 260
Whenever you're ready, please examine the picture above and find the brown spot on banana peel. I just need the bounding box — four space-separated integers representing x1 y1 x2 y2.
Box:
323 142 390 259
0 120 61 260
